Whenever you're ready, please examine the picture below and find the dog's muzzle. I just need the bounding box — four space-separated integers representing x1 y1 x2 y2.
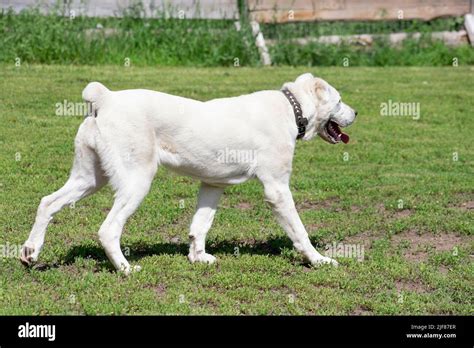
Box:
319 103 355 144
323 120 350 144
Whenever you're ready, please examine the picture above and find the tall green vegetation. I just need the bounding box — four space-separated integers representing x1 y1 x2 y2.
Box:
1 6 473 67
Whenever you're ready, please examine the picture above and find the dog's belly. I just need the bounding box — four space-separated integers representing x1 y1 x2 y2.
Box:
170 167 252 186
158 146 256 185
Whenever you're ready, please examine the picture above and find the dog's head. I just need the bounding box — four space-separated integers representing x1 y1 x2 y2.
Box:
291 73 357 144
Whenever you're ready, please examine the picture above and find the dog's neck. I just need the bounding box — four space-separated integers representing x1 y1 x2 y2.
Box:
282 82 318 141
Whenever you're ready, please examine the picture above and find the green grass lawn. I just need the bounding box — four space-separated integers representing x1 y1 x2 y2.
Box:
0 64 472 315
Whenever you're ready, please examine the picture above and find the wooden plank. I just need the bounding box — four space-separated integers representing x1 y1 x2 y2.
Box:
250 21 272 65
1 0 239 19
465 13 474 46
266 30 469 47
247 0 471 23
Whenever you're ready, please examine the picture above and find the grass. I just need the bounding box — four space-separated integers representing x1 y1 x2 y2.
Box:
270 38 474 67
0 64 473 315
0 8 258 66
1 8 474 67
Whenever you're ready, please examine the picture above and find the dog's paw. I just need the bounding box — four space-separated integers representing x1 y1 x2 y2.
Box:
188 252 216 265
20 242 38 267
311 256 338 267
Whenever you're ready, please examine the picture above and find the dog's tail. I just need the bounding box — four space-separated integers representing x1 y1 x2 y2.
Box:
82 82 110 116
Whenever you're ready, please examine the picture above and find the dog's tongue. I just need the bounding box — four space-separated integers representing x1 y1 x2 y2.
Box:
338 133 350 144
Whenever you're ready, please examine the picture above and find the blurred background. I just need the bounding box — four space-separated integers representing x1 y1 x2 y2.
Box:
1 0 474 67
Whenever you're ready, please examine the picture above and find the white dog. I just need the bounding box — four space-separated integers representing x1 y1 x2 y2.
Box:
21 73 357 274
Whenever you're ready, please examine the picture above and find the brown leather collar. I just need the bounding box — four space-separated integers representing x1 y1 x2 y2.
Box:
282 88 308 139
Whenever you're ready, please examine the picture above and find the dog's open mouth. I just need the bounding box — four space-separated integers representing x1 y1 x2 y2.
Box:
323 120 350 144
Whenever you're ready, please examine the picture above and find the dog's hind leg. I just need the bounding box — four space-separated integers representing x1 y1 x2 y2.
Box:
21 118 107 266
188 183 224 264
95 130 158 274
96 171 154 274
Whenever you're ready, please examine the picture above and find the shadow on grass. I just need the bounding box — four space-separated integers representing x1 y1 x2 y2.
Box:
32 236 328 272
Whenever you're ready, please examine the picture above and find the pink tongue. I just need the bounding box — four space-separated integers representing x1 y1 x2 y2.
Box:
339 133 350 144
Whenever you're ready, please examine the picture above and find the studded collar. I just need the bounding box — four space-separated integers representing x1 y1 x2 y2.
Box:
281 88 308 140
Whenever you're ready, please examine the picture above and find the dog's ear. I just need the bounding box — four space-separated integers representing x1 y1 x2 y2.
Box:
314 78 329 103
295 73 314 83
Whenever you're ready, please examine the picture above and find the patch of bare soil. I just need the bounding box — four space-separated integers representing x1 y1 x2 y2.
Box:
297 197 341 211
377 203 413 220
438 265 449 275
343 231 381 250
457 201 474 211
352 305 372 315
395 279 429 293
392 230 467 262
448 192 474 211
377 203 387 214
146 283 167 297
298 198 368 214
170 236 181 244
350 205 362 213
393 209 412 218
235 202 253 210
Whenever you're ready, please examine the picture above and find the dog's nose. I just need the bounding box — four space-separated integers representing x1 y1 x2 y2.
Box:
354 110 358 117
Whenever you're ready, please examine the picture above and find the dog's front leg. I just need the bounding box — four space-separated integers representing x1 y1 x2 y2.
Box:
188 183 224 264
263 181 338 266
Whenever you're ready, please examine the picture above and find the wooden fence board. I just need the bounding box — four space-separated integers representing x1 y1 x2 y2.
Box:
248 0 471 23
465 13 474 45
3 0 472 23
266 30 469 47
0 0 239 19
